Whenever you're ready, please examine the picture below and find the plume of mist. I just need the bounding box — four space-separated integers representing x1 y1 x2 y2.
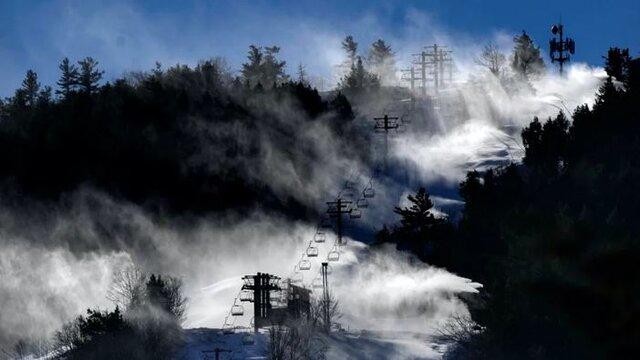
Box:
392 63 607 185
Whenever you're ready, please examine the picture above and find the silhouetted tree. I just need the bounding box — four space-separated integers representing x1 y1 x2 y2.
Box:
56 57 79 98
77 57 104 94
21 70 40 106
241 45 287 88
339 56 379 92
341 35 358 68
296 63 308 85
604 47 631 84
511 31 545 80
368 39 396 84
393 187 438 233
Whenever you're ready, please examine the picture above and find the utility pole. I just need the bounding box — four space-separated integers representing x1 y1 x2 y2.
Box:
549 21 575 74
326 198 352 245
321 262 330 333
202 348 231 360
373 114 400 173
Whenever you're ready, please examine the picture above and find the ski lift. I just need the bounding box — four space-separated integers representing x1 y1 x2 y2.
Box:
240 290 253 302
342 190 355 198
222 325 235 335
307 245 319 257
242 277 254 287
312 278 323 289
363 187 375 198
320 218 332 228
242 333 255 345
231 303 244 316
328 249 340 262
357 198 369 208
299 259 311 270
350 208 362 219
291 272 303 284
344 180 356 190
314 232 326 243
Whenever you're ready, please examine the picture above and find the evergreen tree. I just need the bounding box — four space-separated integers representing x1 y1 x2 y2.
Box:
341 35 358 68
339 56 379 92
368 39 396 84
296 63 308 85
604 47 632 86
21 70 40 106
511 31 545 80
241 45 263 87
77 57 104 94
56 57 79 98
393 187 438 233
241 45 287 88
262 46 287 86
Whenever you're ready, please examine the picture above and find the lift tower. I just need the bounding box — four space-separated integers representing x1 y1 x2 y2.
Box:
374 114 400 173
549 22 575 74
326 198 352 246
241 273 281 332
321 262 331 333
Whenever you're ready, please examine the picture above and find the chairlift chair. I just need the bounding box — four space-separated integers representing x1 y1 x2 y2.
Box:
240 290 253 302
314 232 326 243
307 245 319 257
291 272 303 284
328 249 340 262
357 198 369 208
231 303 244 316
344 180 356 190
222 325 235 335
350 209 362 219
299 259 312 271
342 190 355 198
363 187 375 198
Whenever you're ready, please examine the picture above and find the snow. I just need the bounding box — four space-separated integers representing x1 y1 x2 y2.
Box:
176 328 447 359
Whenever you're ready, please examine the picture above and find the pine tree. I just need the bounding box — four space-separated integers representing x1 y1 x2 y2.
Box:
241 45 263 87
77 57 104 94
511 31 545 80
21 70 40 106
393 187 438 233
339 56 379 92
56 57 79 98
342 35 358 68
368 39 396 84
262 46 287 86
296 63 308 85
241 45 287 88
604 47 632 86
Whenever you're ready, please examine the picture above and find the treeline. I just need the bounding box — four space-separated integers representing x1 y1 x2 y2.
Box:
53 269 187 359
378 48 640 358
0 47 358 217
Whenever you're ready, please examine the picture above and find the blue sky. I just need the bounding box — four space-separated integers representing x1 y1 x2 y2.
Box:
1 0 638 96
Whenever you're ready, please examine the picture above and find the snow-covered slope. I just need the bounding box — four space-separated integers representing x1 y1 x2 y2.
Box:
176 328 446 360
